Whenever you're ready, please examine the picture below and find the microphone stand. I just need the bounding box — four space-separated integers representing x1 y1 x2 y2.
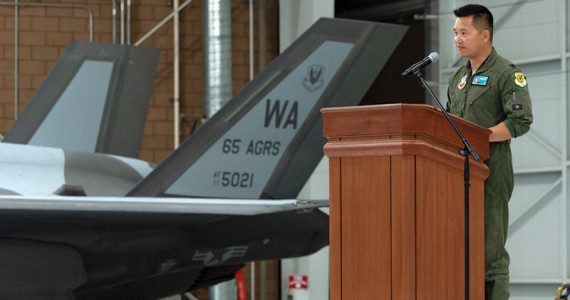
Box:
412 69 480 300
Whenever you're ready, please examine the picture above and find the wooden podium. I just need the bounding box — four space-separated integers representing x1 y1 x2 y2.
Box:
322 104 491 299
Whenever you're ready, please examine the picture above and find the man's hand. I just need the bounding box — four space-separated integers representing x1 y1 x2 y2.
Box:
489 122 513 142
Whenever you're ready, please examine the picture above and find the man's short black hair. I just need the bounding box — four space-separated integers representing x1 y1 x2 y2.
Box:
454 4 494 40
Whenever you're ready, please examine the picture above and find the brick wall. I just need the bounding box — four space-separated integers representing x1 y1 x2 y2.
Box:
0 0 280 299
0 0 278 161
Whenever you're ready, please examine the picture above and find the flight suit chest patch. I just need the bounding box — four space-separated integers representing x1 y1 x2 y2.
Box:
472 75 489 86
458 75 467 89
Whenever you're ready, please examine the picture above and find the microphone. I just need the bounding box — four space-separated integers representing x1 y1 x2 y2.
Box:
401 52 439 77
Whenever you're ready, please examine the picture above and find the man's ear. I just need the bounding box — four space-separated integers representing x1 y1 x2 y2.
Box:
483 29 491 43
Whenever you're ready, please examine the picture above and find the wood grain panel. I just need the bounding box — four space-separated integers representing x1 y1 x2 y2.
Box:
416 156 485 299
341 156 392 300
391 156 416 300
324 139 489 181
470 179 485 300
324 105 488 299
322 104 491 160
329 157 342 300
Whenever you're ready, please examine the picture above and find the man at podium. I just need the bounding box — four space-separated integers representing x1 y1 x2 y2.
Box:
446 4 533 300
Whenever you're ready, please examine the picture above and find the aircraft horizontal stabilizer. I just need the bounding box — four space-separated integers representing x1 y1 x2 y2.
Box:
0 195 327 216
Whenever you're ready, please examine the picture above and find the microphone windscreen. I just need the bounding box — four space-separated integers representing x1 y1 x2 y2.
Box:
428 52 439 63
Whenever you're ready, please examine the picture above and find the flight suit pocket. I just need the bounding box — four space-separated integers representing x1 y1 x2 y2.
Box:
484 206 510 277
447 89 464 115
448 99 460 115
467 84 493 108
484 143 505 209
485 208 502 270
503 90 529 118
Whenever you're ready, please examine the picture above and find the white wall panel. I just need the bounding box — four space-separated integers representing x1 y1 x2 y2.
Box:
512 135 561 170
508 179 562 279
439 0 561 65
511 284 561 299
493 0 560 60
438 1 460 69
510 173 562 225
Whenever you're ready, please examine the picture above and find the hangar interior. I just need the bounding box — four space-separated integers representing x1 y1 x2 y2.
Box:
289 0 569 299
0 0 563 299
288 0 568 299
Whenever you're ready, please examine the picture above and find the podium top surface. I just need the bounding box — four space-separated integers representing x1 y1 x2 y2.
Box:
322 104 492 159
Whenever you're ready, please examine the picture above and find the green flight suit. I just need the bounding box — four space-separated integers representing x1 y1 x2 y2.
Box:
446 48 533 300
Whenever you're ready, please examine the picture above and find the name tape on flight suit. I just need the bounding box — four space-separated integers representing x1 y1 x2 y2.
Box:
472 75 489 86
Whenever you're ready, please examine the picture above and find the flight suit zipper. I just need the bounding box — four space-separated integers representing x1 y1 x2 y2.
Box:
461 70 473 118
462 72 474 114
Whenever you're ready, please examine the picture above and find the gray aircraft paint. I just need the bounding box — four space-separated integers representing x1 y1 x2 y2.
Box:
0 143 66 195
29 60 114 152
4 41 160 158
0 188 19 195
127 18 407 200
0 195 325 215
111 155 154 177
63 151 151 196
166 41 354 198
0 143 153 196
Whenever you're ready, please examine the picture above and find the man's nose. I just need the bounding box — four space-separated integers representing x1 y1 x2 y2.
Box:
455 35 462 44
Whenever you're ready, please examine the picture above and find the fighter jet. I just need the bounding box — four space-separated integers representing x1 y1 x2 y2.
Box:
0 18 406 298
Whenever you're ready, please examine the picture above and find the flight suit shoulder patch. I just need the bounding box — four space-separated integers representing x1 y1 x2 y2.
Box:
514 72 527 87
512 103 523 110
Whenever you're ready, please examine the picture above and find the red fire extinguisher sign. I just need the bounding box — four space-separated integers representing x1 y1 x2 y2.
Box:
288 274 308 289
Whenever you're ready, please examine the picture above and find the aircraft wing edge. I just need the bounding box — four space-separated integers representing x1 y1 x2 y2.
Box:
0 195 327 215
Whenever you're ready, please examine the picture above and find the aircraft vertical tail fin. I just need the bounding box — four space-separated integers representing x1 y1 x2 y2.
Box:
4 41 159 158
127 18 407 199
